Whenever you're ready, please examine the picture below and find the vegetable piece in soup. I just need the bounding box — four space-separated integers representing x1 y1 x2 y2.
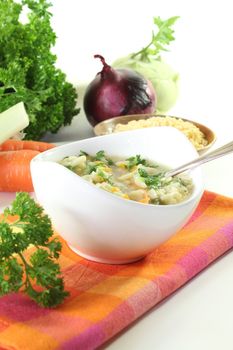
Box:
59 151 193 205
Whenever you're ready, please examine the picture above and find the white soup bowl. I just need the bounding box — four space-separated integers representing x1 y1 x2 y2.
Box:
31 127 204 264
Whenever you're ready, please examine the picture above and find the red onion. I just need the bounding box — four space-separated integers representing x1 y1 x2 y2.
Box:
84 55 156 126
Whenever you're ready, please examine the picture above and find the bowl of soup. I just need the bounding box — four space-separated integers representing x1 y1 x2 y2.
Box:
31 127 204 264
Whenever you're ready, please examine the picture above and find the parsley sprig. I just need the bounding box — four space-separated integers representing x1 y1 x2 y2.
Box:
138 168 163 189
0 193 69 308
126 155 147 170
131 16 180 62
94 150 114 165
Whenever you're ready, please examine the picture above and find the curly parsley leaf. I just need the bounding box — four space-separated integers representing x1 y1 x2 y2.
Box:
0 0 79 140
0 192 69 308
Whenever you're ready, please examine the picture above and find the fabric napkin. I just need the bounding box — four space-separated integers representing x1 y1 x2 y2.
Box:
0 190 233 350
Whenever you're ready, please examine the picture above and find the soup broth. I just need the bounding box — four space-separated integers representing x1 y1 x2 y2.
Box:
59 151 193 205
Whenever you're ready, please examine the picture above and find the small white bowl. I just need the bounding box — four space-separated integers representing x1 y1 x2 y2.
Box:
31 127 204 264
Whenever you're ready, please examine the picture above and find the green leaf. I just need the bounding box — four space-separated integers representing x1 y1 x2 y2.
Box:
0 192 69 307
131 16 180 61
94 150 114 166
95 150 106 161
126 155 147 169
0 0 79 140
0 258 23 294
79 150 89 156
138 168 163 188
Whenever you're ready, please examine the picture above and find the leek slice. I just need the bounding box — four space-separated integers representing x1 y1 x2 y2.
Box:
0 102 29 144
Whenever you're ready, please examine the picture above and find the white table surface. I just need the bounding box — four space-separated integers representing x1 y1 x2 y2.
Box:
1 1 233 349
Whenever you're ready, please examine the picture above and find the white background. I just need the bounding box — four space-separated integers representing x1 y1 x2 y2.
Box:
3 1 233 349
50 0 233 133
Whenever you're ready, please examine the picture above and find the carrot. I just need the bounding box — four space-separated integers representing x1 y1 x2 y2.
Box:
0 139 55 152
139 192 150 204
0 150 39 192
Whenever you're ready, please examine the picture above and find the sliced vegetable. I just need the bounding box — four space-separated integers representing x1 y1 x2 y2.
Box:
0 102 29 144
84 55 156 126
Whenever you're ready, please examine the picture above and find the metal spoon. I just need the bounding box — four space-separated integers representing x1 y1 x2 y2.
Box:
165 140 233 178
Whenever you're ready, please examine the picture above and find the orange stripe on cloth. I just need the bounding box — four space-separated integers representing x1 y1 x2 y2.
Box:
0 323 58 350
0 191 233 350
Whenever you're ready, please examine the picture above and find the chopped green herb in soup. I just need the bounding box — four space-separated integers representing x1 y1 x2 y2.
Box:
59 151 193 205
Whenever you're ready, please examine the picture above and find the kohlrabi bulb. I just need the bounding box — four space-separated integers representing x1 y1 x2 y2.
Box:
113 56 179 113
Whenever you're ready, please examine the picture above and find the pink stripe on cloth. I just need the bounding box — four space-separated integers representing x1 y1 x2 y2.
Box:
221 221 233 246
60 323 105 350
60 282 160 349
158 222 233 292
0 293 50 322
177 247 209 279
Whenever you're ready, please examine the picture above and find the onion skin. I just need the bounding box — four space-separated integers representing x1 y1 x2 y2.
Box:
84 55 156 126
113 55 179 113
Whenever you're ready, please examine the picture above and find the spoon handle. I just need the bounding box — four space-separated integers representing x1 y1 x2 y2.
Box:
166 140 233 178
